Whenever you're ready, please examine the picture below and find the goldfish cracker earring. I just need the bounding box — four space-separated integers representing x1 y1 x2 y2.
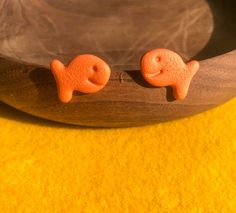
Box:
140 48 199 100
50 54 111 103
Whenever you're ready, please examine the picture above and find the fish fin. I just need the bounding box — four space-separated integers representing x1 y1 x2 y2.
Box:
172 80 191 100
50 59 65 77
58 87 73 103
186 60 199 78
50 60 73 103
172 60 199 100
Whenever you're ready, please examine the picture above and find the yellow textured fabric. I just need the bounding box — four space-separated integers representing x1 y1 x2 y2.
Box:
0 99 235 213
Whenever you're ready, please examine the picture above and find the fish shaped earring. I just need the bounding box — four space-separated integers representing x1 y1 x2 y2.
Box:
140 48 199 100
50 54 111 103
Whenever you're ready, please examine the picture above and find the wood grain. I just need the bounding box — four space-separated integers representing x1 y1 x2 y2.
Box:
0 0 235 127
0 0 213 69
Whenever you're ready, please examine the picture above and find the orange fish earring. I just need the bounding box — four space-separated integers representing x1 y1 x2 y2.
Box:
140 48 199 100
50 54 111 103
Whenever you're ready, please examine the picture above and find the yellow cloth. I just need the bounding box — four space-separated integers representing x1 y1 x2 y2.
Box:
0 99 235 213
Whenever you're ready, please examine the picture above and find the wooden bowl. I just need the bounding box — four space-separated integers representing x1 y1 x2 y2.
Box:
0 0 235 127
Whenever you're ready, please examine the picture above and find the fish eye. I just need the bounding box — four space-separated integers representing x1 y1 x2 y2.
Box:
155 56 161 62
92 65 98 71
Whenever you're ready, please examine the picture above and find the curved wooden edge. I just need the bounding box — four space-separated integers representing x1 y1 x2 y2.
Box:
0 51 236 127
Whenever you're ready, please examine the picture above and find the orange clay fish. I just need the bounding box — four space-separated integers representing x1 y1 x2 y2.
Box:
141 49 199 100
50 54 111 103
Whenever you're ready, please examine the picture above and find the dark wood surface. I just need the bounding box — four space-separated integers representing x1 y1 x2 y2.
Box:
0 0 213 69
0 0 235 127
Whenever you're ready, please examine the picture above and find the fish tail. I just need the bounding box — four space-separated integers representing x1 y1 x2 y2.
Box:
50 59 72 103
173 81 190 100
50 59 65 78
186 60 200 78
172 60 199 100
